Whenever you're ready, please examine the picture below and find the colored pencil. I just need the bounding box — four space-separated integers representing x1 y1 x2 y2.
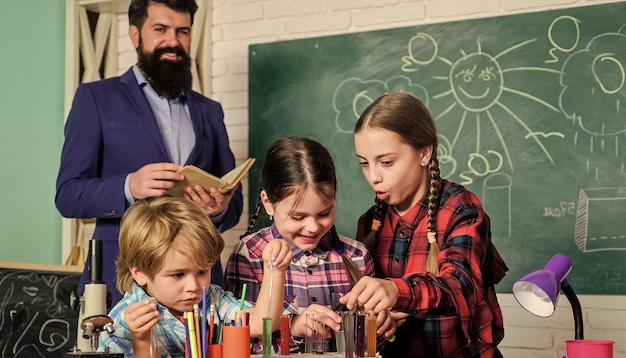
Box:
194 304 201 358
213 304 223 344
188 311 199 358
202 287 206 358
209 304 215 345
184 314 190 358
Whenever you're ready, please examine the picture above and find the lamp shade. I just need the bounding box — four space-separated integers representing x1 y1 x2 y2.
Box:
512 254 572 317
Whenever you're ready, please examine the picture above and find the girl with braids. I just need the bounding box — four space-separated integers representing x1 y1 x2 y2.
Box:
340 92 508 358
224 136 394 354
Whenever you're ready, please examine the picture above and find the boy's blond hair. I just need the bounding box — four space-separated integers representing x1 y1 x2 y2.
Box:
115 196 225 294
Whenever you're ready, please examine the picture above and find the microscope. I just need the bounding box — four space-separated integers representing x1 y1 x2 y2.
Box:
65 239 123 358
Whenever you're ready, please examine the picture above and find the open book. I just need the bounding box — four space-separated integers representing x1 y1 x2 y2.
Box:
166 158 256 198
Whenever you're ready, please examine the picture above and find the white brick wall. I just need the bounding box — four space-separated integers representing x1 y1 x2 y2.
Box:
117 1 626 356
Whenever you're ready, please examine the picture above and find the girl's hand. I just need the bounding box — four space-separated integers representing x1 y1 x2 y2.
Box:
339 276 398 313
263 239 292 271
290 304 341 338
390 310 410 328
374 309 396 338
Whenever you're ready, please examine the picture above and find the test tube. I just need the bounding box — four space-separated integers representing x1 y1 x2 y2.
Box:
262 317 272 358
355 311 366 357
366 313 376 357
280 315 291 355
305 313 328 355
335 311 345 356
342 311 354 358
148 297 158 358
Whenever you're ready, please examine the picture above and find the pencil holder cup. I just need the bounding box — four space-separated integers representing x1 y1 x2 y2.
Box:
557 339 614 358
208 344 223 358
222 325 251 358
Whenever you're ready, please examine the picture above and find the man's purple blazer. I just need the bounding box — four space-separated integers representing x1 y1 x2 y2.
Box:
56 67 242 305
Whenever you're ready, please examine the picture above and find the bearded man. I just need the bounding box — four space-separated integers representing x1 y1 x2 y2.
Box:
56 0 242 306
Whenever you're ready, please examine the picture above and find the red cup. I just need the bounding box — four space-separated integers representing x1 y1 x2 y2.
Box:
208 344 223 358
559 339 614 358
222 325 251 358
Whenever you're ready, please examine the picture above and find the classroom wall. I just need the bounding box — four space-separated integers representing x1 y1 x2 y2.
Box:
0 0 65 265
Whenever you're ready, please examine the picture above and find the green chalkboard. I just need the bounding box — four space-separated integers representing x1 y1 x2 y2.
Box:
249 2 626 294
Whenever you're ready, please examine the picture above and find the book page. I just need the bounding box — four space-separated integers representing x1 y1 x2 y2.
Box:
221 158 256 187
166 158 255 197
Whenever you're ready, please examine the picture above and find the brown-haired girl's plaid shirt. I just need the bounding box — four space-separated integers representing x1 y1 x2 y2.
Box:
357 179 508 358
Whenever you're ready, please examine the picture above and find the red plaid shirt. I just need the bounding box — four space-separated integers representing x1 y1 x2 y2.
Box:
357 180 508 358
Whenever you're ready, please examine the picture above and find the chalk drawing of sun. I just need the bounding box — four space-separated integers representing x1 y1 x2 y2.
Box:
402 32 564 184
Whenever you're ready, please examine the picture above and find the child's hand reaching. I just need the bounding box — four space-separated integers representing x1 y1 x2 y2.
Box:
263 239 292 271
123 298 160 356
339 276 398 313
248 239 292 336
374 309 396 339
290 304 342 338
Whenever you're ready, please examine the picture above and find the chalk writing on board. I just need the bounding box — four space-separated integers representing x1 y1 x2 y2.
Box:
542 201 576 217
571 262 624 292
0 268 79 358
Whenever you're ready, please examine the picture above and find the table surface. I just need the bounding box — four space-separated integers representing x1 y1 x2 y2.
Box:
252 355 343 357
252 354 379 357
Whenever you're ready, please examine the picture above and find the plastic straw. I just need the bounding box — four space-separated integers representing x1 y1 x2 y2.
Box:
240 283 247 311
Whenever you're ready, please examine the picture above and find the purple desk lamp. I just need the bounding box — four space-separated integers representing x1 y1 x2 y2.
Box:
512 254 584 340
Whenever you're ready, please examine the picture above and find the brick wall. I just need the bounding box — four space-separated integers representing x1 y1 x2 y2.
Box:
118 1 626 356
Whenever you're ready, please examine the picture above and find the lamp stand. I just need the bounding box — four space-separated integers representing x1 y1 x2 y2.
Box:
561 279 584 340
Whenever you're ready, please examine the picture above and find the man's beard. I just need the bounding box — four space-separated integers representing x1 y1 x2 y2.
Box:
137 42 192 99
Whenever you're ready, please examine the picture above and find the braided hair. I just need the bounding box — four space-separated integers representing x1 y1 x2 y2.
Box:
355 92 442 274
244 136 337 235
